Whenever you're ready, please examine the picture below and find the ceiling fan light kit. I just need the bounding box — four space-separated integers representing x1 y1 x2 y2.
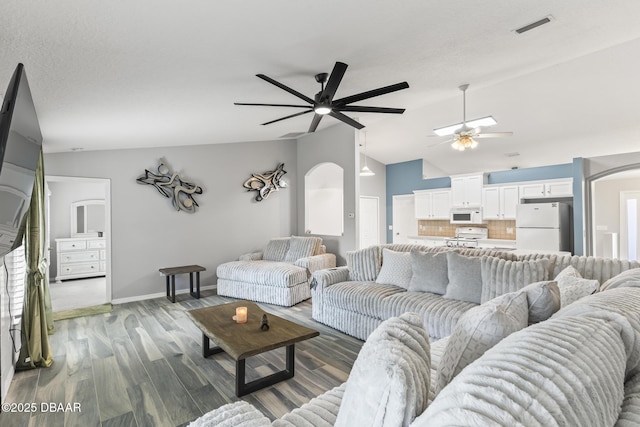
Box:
451 135 479 151
235 62 409 133
432 84 513 151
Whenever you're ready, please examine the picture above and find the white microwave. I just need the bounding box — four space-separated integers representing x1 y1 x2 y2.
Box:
450 207 484 224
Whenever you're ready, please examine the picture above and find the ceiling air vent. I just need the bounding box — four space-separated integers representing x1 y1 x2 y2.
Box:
514 16 553 34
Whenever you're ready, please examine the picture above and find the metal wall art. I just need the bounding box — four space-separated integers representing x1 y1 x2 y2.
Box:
243 163 287 202
136 161 203 213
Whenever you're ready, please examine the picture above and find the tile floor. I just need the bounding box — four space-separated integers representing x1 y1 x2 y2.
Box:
49 277 108 312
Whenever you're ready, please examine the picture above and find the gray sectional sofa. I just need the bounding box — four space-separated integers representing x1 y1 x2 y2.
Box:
311 243 640 340
216 236 336 307
189 280 640 426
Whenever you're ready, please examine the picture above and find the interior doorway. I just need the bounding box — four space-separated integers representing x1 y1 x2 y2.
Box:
620 191 640 261
588 166 640 259
45 176 112 311
359 196 379 249
392 194 417 244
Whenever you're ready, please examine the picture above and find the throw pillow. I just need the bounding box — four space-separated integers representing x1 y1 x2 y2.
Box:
408 250 449 294
600 268 640 292
263 237 290 261
347 246 381 282
442 251 483 304
555 266 599 307
335 313 431 427
521 280 561 324
480 256 550 303
284 236 320 262
375 249 413 289
435 291 528 394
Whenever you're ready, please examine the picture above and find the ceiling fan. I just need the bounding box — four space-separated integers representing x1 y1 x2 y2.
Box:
430 84 513 151
235 61 409 133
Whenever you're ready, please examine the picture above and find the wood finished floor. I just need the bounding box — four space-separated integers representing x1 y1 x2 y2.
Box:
0 290 363 427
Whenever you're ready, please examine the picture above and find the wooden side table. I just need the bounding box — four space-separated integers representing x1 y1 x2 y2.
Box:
159 264 206 303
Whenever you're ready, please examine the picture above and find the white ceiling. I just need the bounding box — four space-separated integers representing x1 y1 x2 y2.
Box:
2 0 640 176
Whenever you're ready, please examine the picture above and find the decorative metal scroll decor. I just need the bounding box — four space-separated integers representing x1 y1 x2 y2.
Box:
243 163 287 202
136 161 203 213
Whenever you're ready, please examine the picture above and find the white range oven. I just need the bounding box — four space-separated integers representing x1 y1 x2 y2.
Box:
446 227 488 248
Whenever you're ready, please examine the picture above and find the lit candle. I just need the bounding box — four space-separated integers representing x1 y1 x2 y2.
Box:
234 306 248 324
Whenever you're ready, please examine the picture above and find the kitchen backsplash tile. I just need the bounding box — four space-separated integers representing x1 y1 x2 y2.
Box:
418 219 516 240
418 220 456 237
486 220 516 240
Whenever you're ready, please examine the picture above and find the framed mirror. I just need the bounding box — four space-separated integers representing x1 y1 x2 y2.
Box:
71 199 105 237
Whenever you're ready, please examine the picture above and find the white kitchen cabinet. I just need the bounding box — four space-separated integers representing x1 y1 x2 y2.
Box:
413 189 451 219
519 179 573 199
451 173 485 207
483 185 519 220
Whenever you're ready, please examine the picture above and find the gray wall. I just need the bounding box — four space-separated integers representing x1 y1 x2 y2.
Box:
47 180 106 278
45 139 297 301
585 151 640 177
359 153 387 245
297 125 358 265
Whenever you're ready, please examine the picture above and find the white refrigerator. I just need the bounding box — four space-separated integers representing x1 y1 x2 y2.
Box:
516 202 571 252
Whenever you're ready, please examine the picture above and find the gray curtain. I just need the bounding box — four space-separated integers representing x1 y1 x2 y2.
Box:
17 150 53 370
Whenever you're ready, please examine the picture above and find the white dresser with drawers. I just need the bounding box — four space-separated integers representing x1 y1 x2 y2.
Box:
55 237 106 282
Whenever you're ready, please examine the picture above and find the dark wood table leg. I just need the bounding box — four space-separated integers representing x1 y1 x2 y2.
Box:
166 275 177 303
202 333 224 358
190 271 200 299
236 344 296 397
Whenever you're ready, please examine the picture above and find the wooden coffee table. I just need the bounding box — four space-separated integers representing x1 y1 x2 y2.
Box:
187 301 319 396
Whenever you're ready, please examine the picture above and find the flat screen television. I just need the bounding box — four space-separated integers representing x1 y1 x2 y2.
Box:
0 63 43 258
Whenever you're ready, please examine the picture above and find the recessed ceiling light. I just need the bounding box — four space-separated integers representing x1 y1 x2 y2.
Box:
433 116 497 136
505 152 520 157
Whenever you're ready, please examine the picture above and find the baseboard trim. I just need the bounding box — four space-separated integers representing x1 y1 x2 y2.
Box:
112 284 217 305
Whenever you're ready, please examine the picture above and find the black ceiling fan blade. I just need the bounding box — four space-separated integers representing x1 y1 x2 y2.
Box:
333 82 409 106
235 102 311 108
322 62 348 102
329 111 365 129
256 74 315 104
308 114 323 133
261 109 313 126
337 106 406 114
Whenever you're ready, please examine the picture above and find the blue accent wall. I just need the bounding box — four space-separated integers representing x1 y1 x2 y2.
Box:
487 163 573 184
386 159 583 250
386 160 450 242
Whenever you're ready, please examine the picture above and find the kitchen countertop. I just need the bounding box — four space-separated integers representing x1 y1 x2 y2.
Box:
408 235 447 241
409 235 516 246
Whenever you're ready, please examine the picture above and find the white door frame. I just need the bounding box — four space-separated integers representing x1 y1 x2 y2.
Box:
45 175 112 304
620 190 640 261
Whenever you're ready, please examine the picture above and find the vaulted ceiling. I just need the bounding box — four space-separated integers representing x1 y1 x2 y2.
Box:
2 0 640 176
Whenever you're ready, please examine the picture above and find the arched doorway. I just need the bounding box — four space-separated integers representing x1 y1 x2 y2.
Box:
585 163 640 259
